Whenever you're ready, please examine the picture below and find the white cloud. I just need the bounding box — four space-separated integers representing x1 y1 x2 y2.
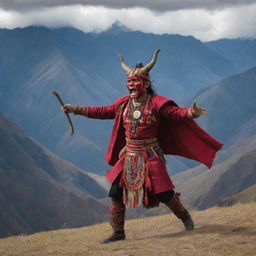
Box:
0 4 256 41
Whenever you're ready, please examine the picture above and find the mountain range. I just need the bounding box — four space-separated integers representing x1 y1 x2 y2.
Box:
1 24 253 174
218 183 256 206
171 65 256 209
206 38 256 73
173 141 256 210
0 113 108 238
190 66 256 147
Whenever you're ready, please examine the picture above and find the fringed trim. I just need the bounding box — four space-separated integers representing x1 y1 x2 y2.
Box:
120 151 153 208
125 187 144 208
143 162 152 207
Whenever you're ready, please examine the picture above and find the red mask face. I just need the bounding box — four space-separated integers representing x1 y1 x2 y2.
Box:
127 76 147 99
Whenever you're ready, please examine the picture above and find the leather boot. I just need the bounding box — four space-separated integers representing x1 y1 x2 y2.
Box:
164 193 194 231
101 199 126 244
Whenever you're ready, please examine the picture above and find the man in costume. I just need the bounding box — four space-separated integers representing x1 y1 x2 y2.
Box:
63 49 222 243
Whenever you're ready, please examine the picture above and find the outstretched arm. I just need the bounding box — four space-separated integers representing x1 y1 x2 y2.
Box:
160 101 207 120
63 103 117 120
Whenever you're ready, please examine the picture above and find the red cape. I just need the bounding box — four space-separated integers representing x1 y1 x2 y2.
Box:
105 95 223 175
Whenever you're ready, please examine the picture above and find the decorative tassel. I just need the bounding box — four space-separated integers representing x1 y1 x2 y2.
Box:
145 162 152 191
144 185 149 207
119 170 124 187
133 190 137 208
122 187 127 206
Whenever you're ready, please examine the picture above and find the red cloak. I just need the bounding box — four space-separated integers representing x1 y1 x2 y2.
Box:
104 95 223 183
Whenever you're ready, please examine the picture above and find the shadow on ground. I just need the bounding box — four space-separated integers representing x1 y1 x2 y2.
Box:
137 224 256 240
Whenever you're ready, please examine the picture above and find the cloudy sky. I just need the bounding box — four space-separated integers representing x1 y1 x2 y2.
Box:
0 0 256 41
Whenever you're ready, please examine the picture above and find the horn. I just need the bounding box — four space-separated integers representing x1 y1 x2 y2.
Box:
140 49 160 74
119 55 131 75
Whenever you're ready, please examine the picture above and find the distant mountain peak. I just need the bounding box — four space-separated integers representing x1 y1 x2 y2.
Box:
105 21 132 34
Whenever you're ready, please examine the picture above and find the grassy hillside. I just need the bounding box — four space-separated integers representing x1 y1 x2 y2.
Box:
0 203 255 256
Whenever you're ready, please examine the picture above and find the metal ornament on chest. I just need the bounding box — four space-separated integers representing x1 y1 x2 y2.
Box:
133 109 141 119
130 97 148 134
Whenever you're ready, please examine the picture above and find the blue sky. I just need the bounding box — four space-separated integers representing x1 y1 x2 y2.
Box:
0 0 256 41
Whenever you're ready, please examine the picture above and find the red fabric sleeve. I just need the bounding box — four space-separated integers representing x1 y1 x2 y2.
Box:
159 102 190 120
85 105 116 119
80 97 126 120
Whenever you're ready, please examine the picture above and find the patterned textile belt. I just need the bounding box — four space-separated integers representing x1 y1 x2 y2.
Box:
125 137 163 159
126 137 158 151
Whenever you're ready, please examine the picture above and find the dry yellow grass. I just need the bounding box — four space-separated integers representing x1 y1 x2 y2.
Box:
0 203 256 256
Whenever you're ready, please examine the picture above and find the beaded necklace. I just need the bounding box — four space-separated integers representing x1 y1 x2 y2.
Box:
129 95 150 135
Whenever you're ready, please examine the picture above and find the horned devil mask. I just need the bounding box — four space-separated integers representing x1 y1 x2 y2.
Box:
119 49 160 98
